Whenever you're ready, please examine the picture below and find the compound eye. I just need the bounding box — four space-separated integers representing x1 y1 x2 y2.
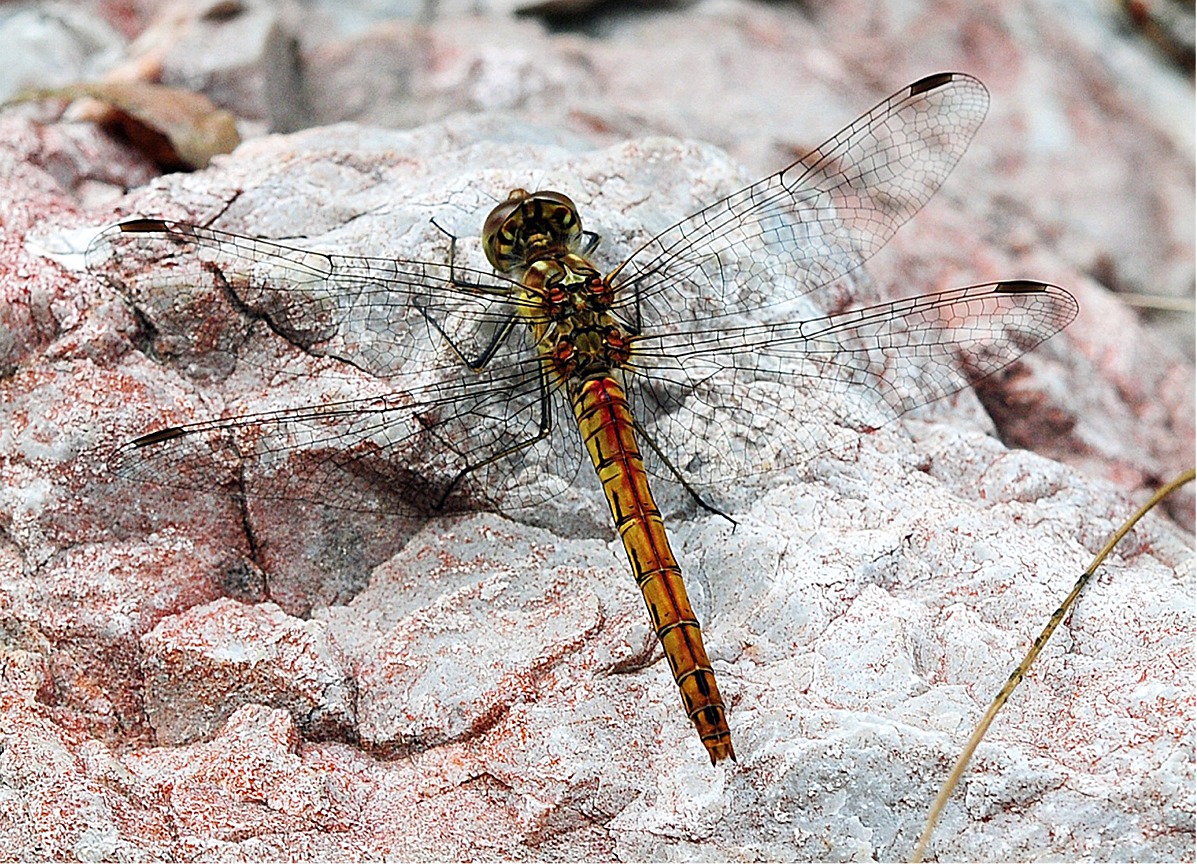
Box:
533 190 579 219
530 191 584 251
483 189 531 241
483 189 532 270
481 188 584 273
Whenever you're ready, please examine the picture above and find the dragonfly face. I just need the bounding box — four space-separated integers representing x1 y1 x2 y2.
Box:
87 72 1078 765
483 188 586 272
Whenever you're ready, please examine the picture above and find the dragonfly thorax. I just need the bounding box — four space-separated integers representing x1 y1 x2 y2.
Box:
483 188 585 273
542 318 634 384
522 254 614 318
517 255 632 383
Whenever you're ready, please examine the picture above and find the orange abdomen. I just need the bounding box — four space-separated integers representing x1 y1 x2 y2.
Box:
570 376 734 764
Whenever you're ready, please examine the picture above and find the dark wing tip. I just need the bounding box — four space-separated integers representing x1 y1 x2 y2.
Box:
130 426 187 447
908 72 960 97
994 279 1052 294
118 218 173 234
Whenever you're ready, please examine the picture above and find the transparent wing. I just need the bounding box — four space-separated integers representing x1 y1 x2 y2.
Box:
87 218 588 516
102 348 586 517
85 218 534 379
610 72 990 322
625 281 1078 491
86 74 1076 520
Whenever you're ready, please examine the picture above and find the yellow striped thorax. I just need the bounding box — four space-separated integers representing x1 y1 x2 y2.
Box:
484 189 629 384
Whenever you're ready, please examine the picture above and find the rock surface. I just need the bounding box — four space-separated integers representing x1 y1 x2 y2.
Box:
0 0 1192 861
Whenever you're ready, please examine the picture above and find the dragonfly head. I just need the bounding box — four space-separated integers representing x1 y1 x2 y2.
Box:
483 188 584 274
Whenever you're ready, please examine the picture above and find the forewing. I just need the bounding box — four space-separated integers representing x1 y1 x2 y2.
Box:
610 72 990 321
85 218 529 379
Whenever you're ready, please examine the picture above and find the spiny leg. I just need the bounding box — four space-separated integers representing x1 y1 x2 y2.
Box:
424 218 523 371
632 415 737 527
431 363 559 511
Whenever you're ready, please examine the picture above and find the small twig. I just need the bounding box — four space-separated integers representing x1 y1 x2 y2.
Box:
910 467 1196 863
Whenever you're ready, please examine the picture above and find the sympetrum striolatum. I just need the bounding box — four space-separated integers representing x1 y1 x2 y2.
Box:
86 72 1079 764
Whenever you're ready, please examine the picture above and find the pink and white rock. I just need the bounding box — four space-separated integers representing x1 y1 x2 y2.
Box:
140 597 356 744
0 0 1191 860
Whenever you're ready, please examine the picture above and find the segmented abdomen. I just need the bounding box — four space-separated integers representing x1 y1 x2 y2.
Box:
570 376 734 764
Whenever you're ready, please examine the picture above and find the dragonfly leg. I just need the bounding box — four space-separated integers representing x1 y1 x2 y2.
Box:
430 217 511 293
577 229 602 257
423 218 527 372
431 365 557 511
632 415 737 527
418 306 518 373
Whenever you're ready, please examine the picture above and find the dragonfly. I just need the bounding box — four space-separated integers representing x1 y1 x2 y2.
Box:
86 72 1078 765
